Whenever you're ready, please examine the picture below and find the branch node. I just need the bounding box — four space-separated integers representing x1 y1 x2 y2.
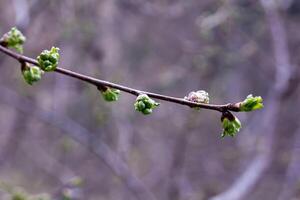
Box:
97 85 108 92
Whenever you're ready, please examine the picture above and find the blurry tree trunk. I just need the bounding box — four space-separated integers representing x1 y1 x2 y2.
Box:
168 132 189 200
100 0 122 78
0 113 28 167
13 0 29 28
209 1 295 199
0 86 157 200
277 130 300 200
99 0 133 163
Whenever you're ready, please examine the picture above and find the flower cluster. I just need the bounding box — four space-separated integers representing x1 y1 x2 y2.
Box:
184 90 209 110
134 94 159 115
37 47 60 71
184 90 209 104
240 94 263 112
0 27 26 53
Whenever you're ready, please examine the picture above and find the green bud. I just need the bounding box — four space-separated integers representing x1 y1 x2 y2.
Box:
101 88 120 102
37 47 60 71
221 114 241 137
39 54 48 60
142 108 152 115
137 101 146 110
43 60 52 67
22 65 44 85
240 94 263 112
134 94 159 115
1 27 26 53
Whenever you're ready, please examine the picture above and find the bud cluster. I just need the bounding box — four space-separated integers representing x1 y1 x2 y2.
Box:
221 112 241 137
240 94 263 112
101 88 120 102
37 47 60 71
0 27 26 53
134 94 159 115
22 64 44 85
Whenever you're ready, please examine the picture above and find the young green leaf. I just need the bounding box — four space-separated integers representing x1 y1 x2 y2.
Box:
37 47 60 71
240 94 263 112
101 88 120 102
1 27 26 53
22 65 44 85
134 94 159 115
221 113 241 137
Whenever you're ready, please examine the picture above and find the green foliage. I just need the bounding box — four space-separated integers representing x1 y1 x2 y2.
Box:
221 115 241 137
240 94 263 112
101 88 120 102
11 190 29 200
22 65 44 85
1 27 26 53
37 47 60 72
134 94 159 115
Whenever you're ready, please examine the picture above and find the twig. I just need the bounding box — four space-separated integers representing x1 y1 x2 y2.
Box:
0 44 240 113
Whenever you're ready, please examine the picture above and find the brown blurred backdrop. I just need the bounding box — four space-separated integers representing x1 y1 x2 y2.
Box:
0 0 300 200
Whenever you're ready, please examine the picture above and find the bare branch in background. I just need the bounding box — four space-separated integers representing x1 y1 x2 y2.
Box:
0 86 157 200
209 100 279 200
13 0 30 28
209 0 295 199
0 114 29 167
1 0 298 199
278 130 300 200
167 130 190 200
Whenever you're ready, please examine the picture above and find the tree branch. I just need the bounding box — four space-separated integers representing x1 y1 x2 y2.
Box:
0 44 240 113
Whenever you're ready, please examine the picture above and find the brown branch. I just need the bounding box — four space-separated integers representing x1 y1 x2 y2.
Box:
0 44 240 113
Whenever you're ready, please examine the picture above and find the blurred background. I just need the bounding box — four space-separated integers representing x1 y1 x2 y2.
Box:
0 0 300 200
